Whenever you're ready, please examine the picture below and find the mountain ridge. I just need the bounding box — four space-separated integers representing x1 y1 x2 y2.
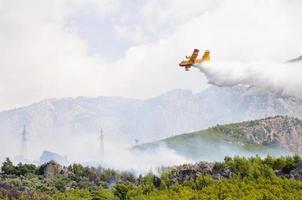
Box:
1 86 302 159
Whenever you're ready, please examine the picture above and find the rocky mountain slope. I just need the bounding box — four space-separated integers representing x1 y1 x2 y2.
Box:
218 116 302 154
136 116 302 161
1 86 302 158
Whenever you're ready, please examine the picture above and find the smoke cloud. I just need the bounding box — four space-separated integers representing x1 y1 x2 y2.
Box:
0 131 189 175
194 61 302 97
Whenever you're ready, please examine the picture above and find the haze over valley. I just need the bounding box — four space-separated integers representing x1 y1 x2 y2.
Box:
1 85 302 171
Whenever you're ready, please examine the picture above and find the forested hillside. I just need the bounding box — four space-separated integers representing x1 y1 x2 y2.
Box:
137 116 302 161
1 155 302 199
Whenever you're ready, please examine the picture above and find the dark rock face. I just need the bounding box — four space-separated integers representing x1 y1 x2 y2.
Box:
170 161 231 183
40 160 67 177
290 161 302 181
212 165 232 180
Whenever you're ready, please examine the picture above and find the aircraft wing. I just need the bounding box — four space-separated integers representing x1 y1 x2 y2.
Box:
188 49 199 62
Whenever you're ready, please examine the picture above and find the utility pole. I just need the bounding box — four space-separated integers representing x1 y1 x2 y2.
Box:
21 125 27 158
99 128 104 163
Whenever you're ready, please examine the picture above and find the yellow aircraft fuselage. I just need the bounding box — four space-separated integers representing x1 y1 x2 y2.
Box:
179 49 210 71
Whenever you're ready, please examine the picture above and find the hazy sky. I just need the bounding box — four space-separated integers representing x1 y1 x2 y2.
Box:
0 0 301 110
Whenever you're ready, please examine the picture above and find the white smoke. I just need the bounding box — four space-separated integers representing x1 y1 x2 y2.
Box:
101 145 190 175
63 134 190 174
6 131 190 174
194 60 302 97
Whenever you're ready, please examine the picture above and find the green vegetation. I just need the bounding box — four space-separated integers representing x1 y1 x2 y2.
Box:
164 122 269 149
1 158 37 176
136 118 295 161
0 155 302 199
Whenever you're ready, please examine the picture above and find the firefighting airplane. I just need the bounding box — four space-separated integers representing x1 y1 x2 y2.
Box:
179 49 210 71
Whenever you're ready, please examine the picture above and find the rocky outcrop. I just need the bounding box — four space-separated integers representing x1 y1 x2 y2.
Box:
170 159 302 182
290 161 302 181
39 160 68 177
226 116 302 154
169 161 231 183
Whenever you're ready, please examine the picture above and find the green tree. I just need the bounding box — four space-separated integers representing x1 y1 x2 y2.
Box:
1 158 16 175
15 163 36 176
91 188 117 200
114 183 132 200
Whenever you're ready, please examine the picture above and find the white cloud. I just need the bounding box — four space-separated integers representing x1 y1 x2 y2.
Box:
114 24 145 45
113 0 220 45
107 0 302 98
0 0 301 110
0 0 117 109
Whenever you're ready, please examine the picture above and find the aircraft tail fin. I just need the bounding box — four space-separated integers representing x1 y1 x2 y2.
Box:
201 50 210 62
195 50 210 63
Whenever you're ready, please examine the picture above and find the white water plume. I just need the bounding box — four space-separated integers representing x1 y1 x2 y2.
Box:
194 61 302 97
